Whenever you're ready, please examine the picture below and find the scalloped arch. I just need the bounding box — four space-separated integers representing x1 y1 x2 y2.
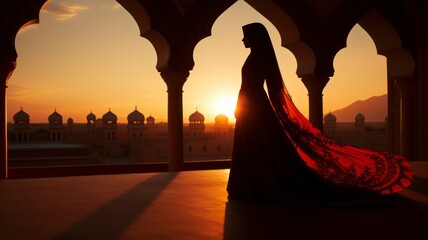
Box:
116 0 170 71
17 0 52 33
359 10 415 79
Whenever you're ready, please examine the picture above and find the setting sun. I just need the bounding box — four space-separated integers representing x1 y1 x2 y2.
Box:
212 94 237 122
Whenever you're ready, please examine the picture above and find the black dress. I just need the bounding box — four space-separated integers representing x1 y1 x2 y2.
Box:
227 53 412 205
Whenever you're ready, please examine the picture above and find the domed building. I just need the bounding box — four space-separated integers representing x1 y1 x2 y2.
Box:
189 110 205 124
102 109 118 141
67 117 73 125
86 111 97 133
48 110 63 141
324 112 337 124
128 106 145 145
355 112 365 130
66 117 74 133
189 110 205 136
323 112 337 136
102 109 117 125
127 106 145 125
48 110 63 125
13 107 30 125
86 111 96 124
215 114 228 126
13 107 30 142
214 114 230 137
146 115 155 125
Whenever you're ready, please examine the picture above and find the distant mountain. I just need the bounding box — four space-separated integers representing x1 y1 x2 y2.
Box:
328 94 387 122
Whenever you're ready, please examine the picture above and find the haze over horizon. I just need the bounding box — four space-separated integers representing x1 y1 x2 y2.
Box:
7 0 388 124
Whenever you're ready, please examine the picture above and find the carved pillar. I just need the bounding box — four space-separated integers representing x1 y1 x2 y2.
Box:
0 61 16 179
394 78 415 160
301 76 329 131
161 70 189 171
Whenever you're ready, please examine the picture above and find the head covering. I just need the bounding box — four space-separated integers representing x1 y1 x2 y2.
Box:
242 23 272 51
242 22 285 94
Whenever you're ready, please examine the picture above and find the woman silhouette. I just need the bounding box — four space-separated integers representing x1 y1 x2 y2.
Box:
227 22 412 205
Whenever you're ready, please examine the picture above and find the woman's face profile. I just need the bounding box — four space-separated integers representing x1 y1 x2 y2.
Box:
242 35 250 48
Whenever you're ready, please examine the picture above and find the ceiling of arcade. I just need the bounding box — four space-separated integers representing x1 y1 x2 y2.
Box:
1 0 417 79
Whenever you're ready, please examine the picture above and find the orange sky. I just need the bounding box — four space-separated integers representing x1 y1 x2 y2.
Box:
7 0 387 124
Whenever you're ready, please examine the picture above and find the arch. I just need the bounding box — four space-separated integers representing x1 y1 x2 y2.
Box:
326 24 388 122
244 0 316 76
2 1 48 73
117 0 170 71
185 1 310 121
358 9 415 158
358 10 415 79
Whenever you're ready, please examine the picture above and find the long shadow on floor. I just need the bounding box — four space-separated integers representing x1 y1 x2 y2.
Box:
54 172 177 240
224 196 428 240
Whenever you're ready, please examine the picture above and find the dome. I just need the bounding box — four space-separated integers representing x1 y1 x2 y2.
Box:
102 109 117 124
48 110 63 124
147 115 155 124
355 112 365 121
189 110 205 123
67 117 74 124
215 114 229 125
13 107 30 124
86 111 96 122
127 107 145 123
324 112 336 122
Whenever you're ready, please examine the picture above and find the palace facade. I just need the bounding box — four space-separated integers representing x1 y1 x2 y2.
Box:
8 107 234 167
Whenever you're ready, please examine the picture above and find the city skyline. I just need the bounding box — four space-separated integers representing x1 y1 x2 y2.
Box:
10 93 386 124
7 0 387 123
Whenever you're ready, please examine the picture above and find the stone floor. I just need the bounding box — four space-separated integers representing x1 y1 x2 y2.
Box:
0 161 427 240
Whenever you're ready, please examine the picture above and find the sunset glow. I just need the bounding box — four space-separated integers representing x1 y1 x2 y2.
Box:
212 94 238 121
7 0 387 124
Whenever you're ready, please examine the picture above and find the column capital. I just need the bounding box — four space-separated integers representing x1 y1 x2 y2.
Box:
301 75 329 94
300 75 329 131
161 69 190 93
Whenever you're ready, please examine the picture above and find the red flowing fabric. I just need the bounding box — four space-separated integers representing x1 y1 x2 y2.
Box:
267 82 413 195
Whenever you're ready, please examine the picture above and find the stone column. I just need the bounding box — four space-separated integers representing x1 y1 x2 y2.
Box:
161 70 189 171
0 61 16 179
394 78 415 160
301 76 329 131
387 78 401 154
